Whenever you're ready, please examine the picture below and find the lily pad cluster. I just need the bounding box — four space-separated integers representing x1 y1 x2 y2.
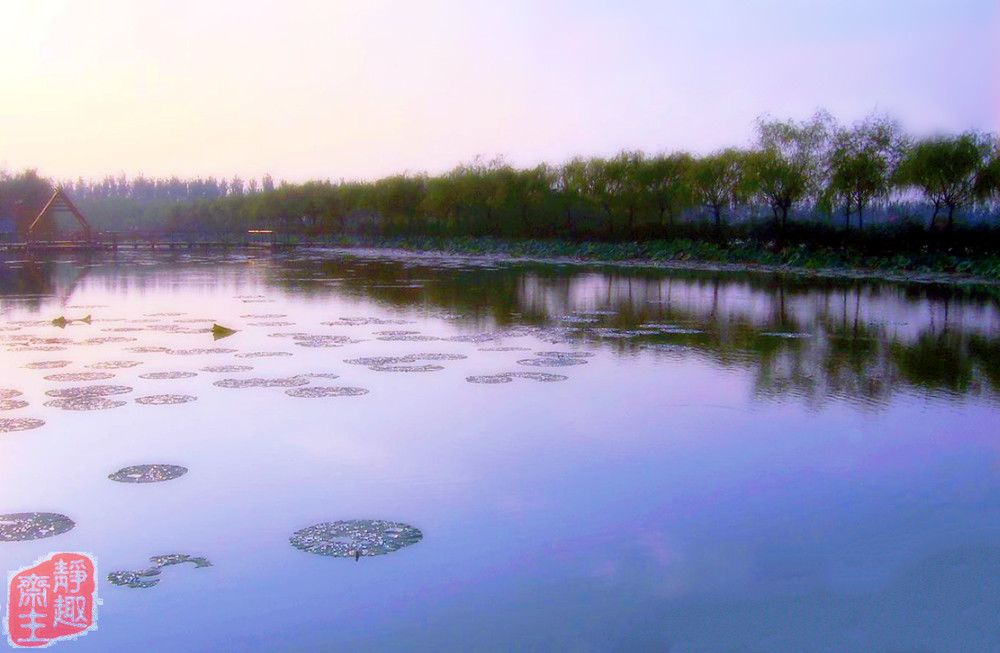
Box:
0 512 75 541
478 346 530 352
109 464 188 483
322 317 411 326
138 371 198 379
214 376 311 389
45 397 127 411
517 352 591 367
200 364 254 373
44 372 115 382
293 335 361 348
345 353 465 372
81 336 139 345
290 520 423 558
135 394 197 405
168 347 238 356
45 385 134 398
285 386 369 398
466 371 568 384
43 384 133 411
87 360 142 369
107 554 212 589
234 351 292 359
0 417 45 432
24 360 72 369
0 399 29 411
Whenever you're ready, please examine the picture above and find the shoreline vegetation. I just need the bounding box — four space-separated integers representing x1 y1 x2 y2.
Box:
2 112 998 283
303 235 1000 287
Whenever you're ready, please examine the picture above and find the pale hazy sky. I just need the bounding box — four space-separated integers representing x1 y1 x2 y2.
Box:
1 0 997 182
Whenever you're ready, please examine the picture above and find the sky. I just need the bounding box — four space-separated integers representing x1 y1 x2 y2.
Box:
0 0 997 182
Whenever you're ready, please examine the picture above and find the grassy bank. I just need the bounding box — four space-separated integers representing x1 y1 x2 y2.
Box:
298 234 1000 283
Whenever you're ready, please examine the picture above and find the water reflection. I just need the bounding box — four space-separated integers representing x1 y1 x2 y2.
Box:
267 254 1000 406
3 251 999 407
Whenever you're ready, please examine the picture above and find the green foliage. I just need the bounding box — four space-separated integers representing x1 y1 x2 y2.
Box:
825 114 906 230
896 132 996 229
2 112 999 261
691 149 745 230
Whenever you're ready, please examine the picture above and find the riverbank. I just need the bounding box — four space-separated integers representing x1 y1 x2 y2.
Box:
305 236 1000 287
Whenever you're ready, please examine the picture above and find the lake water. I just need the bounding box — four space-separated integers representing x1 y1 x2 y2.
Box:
1 249 999 652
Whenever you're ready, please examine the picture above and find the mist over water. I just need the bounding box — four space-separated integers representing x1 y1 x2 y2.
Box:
1 250 999 651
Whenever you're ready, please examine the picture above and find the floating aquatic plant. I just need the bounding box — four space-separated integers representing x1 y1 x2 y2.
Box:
45 385 133 398
285 386 369 398
168 347 238 355
44 397 127 411
240 313 286 319
345 353 463 372
234 351 292 358
107 554 211 589
9 345 68 352
200 364 253 373
517 357 588 367
127 346 171 353
290 520 423 558
372 363 443 372
0 417 44 432
376 334 440 342
87 360 142 369
0 399 29 411
134 394 197 405
477 346 531 352
247 321 294 327
466 371 567 384
214 377 310 389
465 374 514 384
138 371 198 379
81 336 138 344
321 317 411 326
44 372 115 382
0 389 24 399
24 360 72 369
108 464 188 483
444 333 504 343
534 351 594 358
0 512 75 541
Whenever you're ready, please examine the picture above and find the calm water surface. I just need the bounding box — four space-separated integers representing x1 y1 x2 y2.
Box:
2 250 1000 652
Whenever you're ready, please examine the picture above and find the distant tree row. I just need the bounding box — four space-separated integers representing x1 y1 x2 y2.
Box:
63 173 276 202
3 112 998 240
165 112 1000 239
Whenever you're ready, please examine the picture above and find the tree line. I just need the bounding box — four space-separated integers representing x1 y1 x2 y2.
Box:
3 112 998 241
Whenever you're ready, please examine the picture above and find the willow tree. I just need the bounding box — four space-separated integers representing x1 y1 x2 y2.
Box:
691 149 745 232
641 152 693 232
603 151 646 236
749 112 833 229
826 115 906 230
896 132 996 230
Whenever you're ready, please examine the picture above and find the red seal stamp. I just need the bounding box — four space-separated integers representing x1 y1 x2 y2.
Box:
5 553 100 648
